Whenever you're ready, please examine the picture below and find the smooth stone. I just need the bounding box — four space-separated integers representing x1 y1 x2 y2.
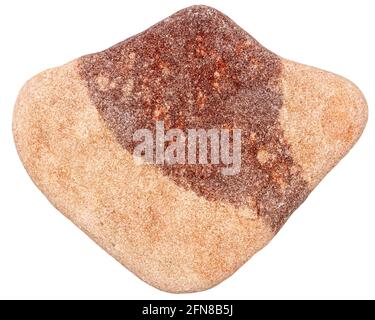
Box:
13 5 367 292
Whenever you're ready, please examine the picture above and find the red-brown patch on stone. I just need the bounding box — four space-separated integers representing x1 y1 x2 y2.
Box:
78 5 309 231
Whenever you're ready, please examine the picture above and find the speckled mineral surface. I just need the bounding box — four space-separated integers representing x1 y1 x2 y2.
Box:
13 5 367 292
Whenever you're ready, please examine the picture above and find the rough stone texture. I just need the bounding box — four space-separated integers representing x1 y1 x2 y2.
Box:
79 6 309 232
13 5 367 293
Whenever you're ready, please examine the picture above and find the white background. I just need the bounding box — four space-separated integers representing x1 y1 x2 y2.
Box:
0 0 374 300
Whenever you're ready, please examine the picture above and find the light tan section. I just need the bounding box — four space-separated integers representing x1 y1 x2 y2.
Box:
280 60 368 188
13 60 274 293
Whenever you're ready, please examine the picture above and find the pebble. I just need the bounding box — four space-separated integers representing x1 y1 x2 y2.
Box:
13 5 367 292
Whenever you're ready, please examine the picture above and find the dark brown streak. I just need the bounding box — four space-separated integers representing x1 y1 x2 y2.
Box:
78 5 309 231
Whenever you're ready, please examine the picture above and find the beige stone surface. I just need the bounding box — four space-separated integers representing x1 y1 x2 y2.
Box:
280 60 368 188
